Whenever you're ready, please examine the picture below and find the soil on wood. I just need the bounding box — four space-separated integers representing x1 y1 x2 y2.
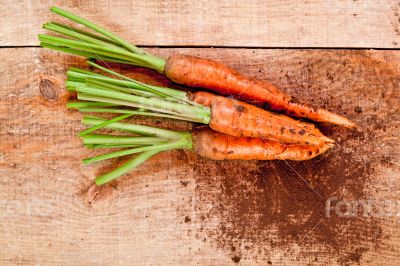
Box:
187 51 399 264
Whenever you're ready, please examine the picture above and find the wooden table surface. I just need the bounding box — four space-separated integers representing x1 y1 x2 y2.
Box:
1 1 400 265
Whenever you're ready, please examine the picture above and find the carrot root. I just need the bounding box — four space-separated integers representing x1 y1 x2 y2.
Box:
191 91 334 146
165 54 355 128
281 101 357 128
193 127 332 161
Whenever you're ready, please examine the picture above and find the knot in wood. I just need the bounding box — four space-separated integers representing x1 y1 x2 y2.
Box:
39 78 59 101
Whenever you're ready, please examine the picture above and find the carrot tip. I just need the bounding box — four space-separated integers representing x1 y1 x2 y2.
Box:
321 136 335 143
317 109 357 128
341 119 357 129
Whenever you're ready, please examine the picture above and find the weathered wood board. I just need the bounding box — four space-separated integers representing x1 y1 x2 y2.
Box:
1 0 400 48
0 48 399 265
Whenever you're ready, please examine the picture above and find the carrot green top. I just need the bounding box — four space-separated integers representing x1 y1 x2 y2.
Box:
39 7 166 73
66 60 211 124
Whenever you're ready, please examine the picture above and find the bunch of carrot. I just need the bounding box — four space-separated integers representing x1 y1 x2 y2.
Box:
39 7 355 185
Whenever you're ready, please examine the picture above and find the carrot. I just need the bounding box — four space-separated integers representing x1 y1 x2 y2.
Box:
165 54 356 128
190 91 334 145
39 7 356 128
66 63 333 146
81 117 333 185
193 127 333 161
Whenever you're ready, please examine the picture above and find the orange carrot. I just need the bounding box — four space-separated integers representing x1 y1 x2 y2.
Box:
83 119 332 163
193 127 332 161
165 54 356 128
190 91 334 146
83 119 334 185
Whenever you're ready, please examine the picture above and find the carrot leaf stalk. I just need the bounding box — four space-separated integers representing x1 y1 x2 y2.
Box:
49 7 143 54
39 7 166 73
82 135 167 146
82 116 184 139
75 107 197 121
65 63 211 124
83 132 192 164
94 150 160 185
92 135 190 185
79 116 193 185
67 63 187 100
66 101 117 108
79 113 132 136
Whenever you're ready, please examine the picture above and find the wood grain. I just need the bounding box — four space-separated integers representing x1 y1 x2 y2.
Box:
1 47 399 265
1 0 400 48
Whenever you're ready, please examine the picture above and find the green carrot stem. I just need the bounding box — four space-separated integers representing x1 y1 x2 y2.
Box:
43 22 125 50
82 116 183 139
84 143 170 164
69 67 104 76
77 93 200 121
40 42 135 66
85 144 144 149
67 67 207 122
40 42 101 58
66 81 85 91
85 78 159 98
39 34 147 64
87 61 189 101
67 101 117 108
67 67 187 100
95 150 160 185
42 7 167 72
83 132 192 164
78 107 200 121
79 113 132 136
75 85 210 123
50 6 143 54
77 93 177 116
82 135 166 145
40 41 148 69
46 22 121 45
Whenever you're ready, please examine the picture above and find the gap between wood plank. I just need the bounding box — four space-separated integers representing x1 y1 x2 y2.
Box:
1 45 400 51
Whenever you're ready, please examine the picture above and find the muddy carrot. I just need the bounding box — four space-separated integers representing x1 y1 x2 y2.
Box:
192 127 333 161
39 6 355 128
190 91 333 145
81 118 333 185
165 54 356 128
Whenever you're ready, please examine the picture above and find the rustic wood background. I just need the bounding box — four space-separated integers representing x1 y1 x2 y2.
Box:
1 1 400 265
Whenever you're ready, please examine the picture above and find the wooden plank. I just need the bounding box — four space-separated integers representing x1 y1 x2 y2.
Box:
1 0 400 48
1 47 400 265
